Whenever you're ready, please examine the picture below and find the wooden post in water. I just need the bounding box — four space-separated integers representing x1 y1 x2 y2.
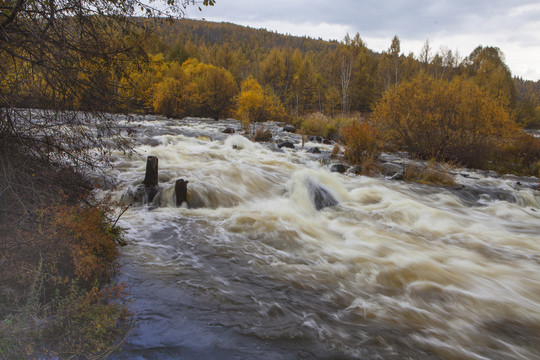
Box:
143 156 158 188
175 179 189 207
143 156 159 203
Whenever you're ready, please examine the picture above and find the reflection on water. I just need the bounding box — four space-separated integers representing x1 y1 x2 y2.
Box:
103 117 540 360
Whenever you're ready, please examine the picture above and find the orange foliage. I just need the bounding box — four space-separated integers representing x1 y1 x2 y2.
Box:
1 203 120 300
48 205 119 285
371 74 519 168
340 120 381 164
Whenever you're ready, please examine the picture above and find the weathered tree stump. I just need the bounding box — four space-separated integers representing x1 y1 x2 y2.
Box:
143 156 159 203
175 179 189 207
143 156 158 188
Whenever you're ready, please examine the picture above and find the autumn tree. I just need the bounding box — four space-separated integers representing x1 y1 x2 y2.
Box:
378 35 402 92
1 0 215 172
260 48 291 103
348 34 378 112
235 77 287 129
465 46 517 113
418 39 432 71
515 78 540 128
198 64 238 119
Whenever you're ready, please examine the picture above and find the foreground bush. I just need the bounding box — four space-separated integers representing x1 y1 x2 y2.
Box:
340 120 381 165
501 133 540 176
371 74 519 168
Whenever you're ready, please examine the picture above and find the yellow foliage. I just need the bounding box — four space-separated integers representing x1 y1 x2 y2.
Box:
151 77 185 118
371 74 519 168
235 77 286 129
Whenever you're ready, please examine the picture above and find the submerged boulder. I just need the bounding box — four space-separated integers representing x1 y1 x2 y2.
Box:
306 180 338 210
381 162 404 177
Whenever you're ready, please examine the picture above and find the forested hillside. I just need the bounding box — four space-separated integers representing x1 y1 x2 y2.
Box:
118 19 540 129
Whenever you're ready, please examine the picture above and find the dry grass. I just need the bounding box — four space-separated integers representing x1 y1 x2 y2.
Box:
403 161 456 186
250 125 273 142
0 143 131 359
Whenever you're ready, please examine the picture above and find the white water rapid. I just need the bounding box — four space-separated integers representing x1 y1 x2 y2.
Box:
100 116 540 360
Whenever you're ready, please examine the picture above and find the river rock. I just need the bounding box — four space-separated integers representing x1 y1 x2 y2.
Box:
306 147 321 154
390 172 404 181
282 125 296 133
348 165 363 175
307 180 338 210
222 127 235 134
381 162 404 177
330 164 349 173
277 141 295 149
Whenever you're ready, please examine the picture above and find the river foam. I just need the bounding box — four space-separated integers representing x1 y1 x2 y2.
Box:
102 116 540 360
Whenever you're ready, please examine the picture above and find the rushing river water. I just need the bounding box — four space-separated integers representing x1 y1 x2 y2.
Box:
100 116 540 360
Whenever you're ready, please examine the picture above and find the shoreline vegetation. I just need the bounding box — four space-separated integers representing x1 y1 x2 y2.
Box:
1 1 540 358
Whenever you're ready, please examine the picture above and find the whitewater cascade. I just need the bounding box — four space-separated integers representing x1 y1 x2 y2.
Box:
98 116 540 360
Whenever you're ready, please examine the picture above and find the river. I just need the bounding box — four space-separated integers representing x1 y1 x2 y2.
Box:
99 116 540 360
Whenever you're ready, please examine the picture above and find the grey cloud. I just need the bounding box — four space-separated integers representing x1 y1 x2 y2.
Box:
198 0 537 40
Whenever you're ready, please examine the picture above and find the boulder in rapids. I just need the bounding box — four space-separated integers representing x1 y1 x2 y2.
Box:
330 163 349 173
277 141 295 149
348 165 363 175
306 179 338 210
306 147 321 154
282 125 296 133
222 127 235 134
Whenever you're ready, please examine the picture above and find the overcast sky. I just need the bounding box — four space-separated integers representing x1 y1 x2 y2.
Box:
186 0 540 81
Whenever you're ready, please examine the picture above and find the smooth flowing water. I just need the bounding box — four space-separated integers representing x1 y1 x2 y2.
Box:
100 116 540 360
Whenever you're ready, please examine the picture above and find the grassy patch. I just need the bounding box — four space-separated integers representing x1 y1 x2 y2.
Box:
403 161 456 186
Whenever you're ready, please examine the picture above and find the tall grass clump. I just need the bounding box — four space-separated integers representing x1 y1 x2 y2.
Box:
299 112 357 140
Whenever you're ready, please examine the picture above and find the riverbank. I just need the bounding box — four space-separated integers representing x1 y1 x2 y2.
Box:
0 141 132 359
